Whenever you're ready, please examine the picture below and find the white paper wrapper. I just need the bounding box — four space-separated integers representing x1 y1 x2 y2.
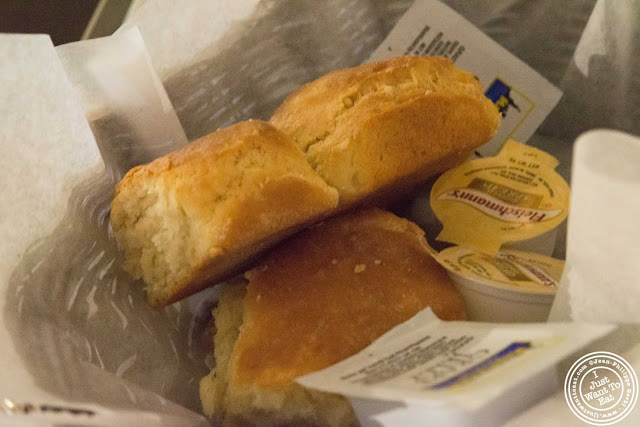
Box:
56 27 188 180
2 0 640 425
548 130 640 324
0 30 209 426
298 308 614 425
0 33 104 414
122 0 398 140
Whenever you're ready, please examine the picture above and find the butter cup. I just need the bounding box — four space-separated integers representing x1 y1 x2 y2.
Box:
430 139 570 256
434 246 563 322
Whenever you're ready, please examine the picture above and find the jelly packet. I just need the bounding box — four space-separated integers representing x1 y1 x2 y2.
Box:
435 247 563 322
436 247 562 295
431 140 570 255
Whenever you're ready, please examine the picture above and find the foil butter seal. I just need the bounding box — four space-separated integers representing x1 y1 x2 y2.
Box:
430 140 570 255
435 246 563 295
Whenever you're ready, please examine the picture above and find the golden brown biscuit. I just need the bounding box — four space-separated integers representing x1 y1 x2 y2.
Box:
270 55 500 207
201 209 466 425
110 120 339 307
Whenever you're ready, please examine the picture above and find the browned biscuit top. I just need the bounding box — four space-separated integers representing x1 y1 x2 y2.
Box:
231 209 466 388
270 55 501 205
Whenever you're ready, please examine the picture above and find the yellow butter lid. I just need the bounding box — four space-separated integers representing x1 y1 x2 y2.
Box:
436 246 563 294
430 140 570 255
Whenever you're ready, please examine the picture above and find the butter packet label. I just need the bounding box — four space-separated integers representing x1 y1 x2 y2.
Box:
297 308 614 415
369 0 563 156
430 140 570 255
436 247 564 294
